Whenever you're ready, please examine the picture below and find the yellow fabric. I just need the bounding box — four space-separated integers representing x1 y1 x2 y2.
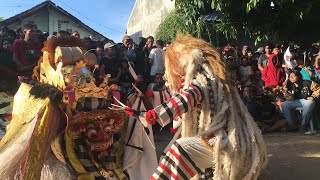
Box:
0 83 49 153
114 147 125 180
65 131 95 180
199 136 214 153
23 103 54 180
0 92 13 115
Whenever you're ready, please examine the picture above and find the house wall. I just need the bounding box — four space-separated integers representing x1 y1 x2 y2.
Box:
6 10 49 32
6 8 103 40
48 8 103 39
127 0 175 43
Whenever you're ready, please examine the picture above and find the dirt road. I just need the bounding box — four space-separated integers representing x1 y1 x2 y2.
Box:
154 128 320 180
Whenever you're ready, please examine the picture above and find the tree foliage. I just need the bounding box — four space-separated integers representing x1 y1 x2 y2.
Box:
157 0 320 46
155 10 206 43
0 17 4 22
155 11 190 43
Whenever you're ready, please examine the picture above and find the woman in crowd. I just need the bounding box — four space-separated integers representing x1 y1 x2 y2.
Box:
262 54 286 88
282 70 320 132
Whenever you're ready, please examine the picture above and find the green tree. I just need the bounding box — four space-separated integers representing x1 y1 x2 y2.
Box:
0 17 4 22
158 0 320 46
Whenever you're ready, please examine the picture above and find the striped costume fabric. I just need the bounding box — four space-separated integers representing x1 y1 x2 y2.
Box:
73 139 106 179
151 141 201 180
152 80 203 127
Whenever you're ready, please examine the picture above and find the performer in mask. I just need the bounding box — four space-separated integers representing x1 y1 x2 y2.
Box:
113 34 267 180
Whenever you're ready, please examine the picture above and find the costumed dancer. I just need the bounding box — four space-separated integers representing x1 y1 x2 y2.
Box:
112 34 267 179
0 36 127 180
122 63 158 179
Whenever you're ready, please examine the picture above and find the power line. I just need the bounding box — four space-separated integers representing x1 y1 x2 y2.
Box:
55 0 124 34
0 5 33 7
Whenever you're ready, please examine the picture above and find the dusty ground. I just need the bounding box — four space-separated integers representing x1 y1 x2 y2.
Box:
260 133 320 180
153 127 320 180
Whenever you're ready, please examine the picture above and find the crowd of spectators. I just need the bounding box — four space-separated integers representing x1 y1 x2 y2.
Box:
222 42 320 134
1 23 320 134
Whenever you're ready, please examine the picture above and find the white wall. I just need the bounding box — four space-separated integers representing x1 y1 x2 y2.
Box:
127 0 175 43
7 10 49 32
48 8 103 39
7 8 103 40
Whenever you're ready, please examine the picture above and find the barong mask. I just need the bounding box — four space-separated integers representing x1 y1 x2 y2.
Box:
68 110 126 152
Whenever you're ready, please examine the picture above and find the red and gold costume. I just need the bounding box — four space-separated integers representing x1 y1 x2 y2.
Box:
0 37 127 180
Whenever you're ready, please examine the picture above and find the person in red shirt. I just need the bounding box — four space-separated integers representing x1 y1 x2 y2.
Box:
12 24 41 77
262 54 286 88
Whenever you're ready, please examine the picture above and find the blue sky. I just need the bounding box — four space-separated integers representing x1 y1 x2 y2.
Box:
0 0 135 42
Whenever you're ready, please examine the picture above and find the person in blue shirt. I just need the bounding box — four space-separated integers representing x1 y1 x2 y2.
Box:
294 56 313 80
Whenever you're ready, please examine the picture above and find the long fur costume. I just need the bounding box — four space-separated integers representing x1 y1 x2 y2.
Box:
164 34 267 180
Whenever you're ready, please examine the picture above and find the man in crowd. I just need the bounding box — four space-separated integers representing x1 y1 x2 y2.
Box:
12 24 41 77
122 35 136 62
0 26 9 48
58 30 70 37
241 45 249 58
258 43 274 72
148 40 165 81
71 31 80 39
144 36 154 83
99 42 118 79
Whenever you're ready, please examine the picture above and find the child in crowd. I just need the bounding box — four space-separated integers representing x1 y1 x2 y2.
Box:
145 73 170 109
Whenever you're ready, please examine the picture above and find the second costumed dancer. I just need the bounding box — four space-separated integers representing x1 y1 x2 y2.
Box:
112 34 267 180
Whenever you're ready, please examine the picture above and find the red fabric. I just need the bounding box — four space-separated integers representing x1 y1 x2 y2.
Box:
134 79 140 84
189 84 201 103
12 39 41 66
180 91 193 109
159 163 179 180
3 114 12 121
146 110 158 125
168 148 195 177
170 127 178 134
124 108 135 116
112 91 121 105
169 98 182 117
262 54 285 88
145 89 153 98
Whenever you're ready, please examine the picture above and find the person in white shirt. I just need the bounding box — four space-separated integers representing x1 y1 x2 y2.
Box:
148 40 165 81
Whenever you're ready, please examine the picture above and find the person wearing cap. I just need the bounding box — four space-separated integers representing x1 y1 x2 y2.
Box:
99 42 118 78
